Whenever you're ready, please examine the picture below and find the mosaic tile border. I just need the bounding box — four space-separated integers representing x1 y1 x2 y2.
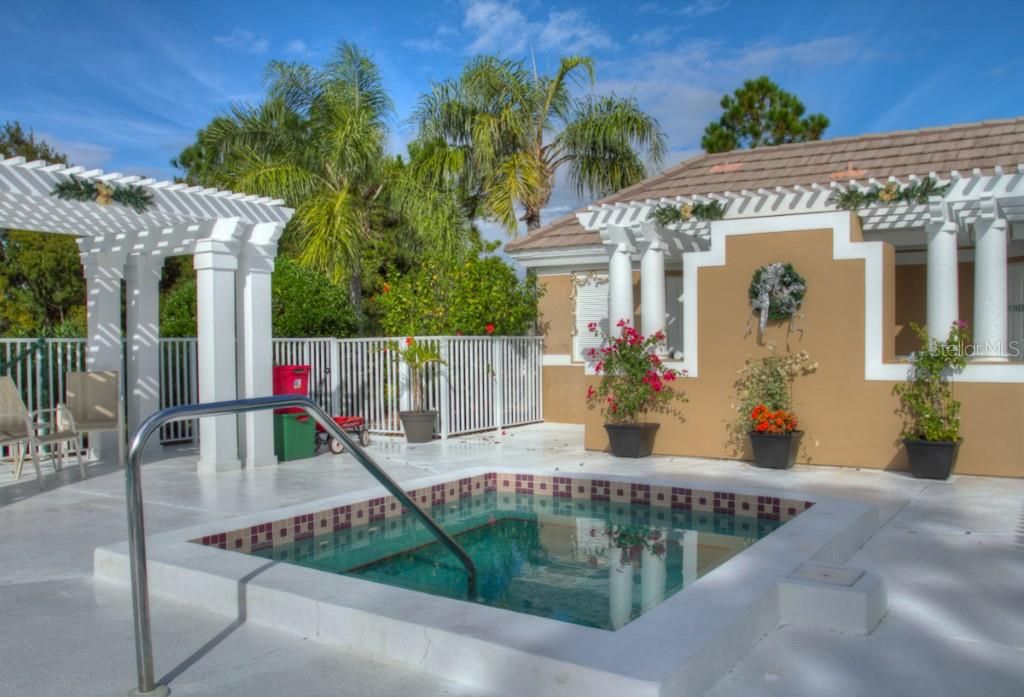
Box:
195 471 813 553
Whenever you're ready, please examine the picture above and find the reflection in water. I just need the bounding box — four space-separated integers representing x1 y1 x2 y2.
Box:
250 492 780 631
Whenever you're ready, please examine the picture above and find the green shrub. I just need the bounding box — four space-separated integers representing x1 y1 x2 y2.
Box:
378 253 542 336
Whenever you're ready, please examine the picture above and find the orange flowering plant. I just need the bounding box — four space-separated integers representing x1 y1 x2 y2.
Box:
584 320 687 424
750 405 799 434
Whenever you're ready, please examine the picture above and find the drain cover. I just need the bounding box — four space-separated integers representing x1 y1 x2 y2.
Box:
788 563 863 587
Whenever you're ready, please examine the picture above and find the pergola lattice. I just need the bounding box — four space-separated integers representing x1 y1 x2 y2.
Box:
0 156 295 470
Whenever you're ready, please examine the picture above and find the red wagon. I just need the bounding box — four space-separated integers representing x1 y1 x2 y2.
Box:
315 415 371 454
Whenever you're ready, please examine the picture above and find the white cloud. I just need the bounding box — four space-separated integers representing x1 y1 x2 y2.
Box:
36 133 113 169
463 0 531 54
284 39 311 57
597 35 862 160
630 27 673 47
461 1 610 55
403 37 446 53
213 28 269 55
537 10 612 54
638 1 730 17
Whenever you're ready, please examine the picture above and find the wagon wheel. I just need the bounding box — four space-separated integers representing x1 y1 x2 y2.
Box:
329 438 345 455
359 429 370 447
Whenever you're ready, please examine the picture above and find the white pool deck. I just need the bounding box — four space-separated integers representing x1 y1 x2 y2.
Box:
2 423 1022 697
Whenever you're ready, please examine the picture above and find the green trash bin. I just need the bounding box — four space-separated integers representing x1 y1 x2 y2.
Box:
274 413 316 461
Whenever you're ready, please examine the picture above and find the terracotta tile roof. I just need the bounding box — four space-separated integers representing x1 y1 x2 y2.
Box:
505 116 1024 253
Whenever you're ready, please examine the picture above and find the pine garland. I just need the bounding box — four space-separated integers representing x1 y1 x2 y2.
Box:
649 200 727 226
830 176 950 211
51 177 154 213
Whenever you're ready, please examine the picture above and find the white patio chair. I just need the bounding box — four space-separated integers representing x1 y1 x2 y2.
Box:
65 370 124 466
0 376 45 488
31 403 85 479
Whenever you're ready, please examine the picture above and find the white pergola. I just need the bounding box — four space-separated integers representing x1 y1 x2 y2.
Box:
0 156 294 472
576 166 1024 372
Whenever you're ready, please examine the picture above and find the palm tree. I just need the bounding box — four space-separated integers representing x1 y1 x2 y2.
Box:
411 55 667 234
191 43 470 321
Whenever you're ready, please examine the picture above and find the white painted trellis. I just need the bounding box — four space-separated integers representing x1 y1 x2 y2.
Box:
1 335 543 448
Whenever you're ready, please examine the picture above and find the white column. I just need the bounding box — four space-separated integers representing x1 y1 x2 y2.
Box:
236 240 278 467
608 243 636 333
194 235 241 473
124 255 164 447
679 530 698 587
973 214 1009 360
608 547 634 629
640 537 667 612
640 240 668 346
82 251 124 461
926 220 960 341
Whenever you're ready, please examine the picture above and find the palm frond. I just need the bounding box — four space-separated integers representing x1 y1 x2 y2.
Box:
483 151 545 236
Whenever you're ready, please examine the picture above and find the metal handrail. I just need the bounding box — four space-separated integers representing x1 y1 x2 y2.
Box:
124 395 478 697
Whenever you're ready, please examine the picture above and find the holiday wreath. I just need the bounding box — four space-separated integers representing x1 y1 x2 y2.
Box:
748 262 806 331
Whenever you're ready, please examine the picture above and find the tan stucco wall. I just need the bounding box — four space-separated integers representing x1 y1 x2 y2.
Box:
542 365 589 423
537 275 574 355
571 224 1024 478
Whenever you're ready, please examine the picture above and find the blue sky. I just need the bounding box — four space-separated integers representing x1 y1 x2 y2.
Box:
4 0 1024 229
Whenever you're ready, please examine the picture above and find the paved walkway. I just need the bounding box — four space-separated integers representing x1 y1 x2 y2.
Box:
1 424 1021 696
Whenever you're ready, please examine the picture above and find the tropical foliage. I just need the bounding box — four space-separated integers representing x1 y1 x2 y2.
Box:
176 42 474 327
702 76 828 154
412 55 666 233
386 337 444 412
584 320 686 424
893 322 969 442
160 257 358 337
377 245 542 336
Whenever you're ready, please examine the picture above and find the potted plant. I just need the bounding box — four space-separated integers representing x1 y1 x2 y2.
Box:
390 337 444 443
893 321 969 480
734 349 816 469
585 320 686 458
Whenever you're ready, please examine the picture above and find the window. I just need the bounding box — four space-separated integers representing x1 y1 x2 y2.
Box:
665 273 684 358
572 273 609 362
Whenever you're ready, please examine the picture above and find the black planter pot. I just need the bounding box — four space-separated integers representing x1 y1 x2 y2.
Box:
399 411 437 443
748 430 802 469
605 423 660 458
903 438 960 480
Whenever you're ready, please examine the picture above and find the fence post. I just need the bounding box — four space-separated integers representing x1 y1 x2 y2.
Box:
492 338 503 431
329 338 341 416
399 355 411 414
438 337 450 439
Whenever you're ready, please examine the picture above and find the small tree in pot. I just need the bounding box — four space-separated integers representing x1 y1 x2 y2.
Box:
585 320 686 458
893 321 969 479
734 349 816 469
389 337 445 443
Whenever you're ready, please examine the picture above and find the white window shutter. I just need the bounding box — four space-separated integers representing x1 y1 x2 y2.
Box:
665 273 684 357
573 276 610 362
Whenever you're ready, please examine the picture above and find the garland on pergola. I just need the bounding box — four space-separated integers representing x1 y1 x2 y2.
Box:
649 200 727 226
829 176 950 211
51 177 154 213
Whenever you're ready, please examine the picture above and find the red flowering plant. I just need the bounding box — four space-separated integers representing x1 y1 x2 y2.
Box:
384 337 444 412
584 320 687 424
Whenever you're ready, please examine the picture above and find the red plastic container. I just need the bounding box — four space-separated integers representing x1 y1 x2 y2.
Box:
273 364 310 414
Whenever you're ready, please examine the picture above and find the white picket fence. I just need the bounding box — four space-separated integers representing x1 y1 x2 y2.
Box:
1 335 543 444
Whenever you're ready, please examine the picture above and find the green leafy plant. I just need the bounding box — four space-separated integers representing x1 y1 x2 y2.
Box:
51 177 154 213
732 349 816 442
893 322 969 442
605 524 667 564
584 320 686 424
377 250 542 336
386 337 445 412
649 200 726 226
